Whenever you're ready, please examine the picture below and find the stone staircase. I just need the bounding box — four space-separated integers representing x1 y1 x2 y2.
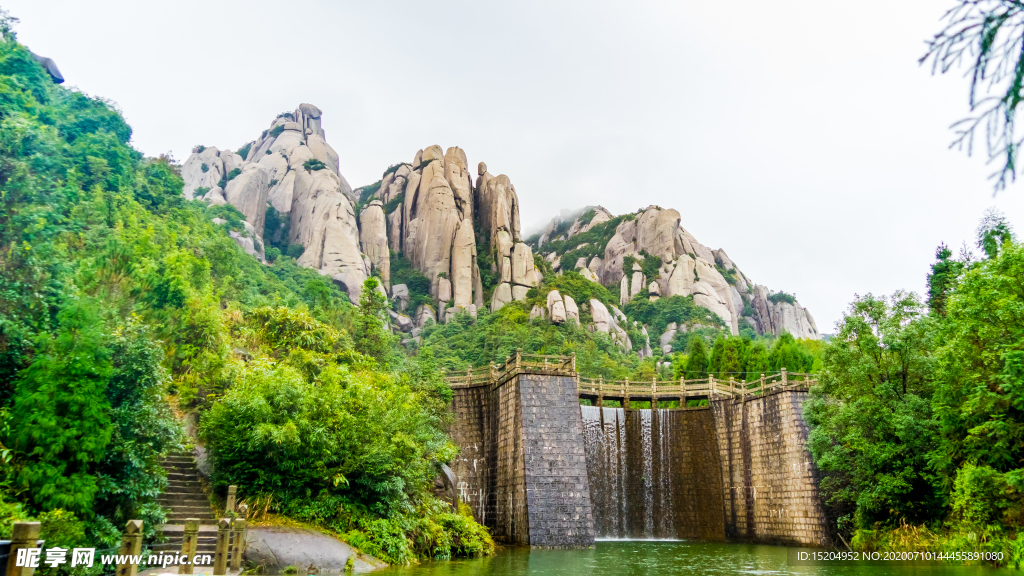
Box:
154 450 218 555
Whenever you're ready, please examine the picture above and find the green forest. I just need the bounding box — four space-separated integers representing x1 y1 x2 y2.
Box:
803 225 1024 563
0 27 490 568
3 2 1024 571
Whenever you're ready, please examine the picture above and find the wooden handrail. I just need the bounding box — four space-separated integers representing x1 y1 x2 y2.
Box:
444 354 818 395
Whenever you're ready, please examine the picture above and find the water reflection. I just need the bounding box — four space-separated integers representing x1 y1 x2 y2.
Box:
377 541 1011 576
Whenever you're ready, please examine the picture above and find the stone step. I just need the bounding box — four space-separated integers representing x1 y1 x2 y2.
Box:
160 524 220 533
163 504 213 514
158 495 209 506
166 516 219 525
163 465 201 473
166 480 202 487
166 481 204 489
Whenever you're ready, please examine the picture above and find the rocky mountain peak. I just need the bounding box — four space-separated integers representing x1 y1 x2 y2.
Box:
180 104 819 345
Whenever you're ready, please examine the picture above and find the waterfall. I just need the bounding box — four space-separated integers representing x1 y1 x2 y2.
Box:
581 405 726 540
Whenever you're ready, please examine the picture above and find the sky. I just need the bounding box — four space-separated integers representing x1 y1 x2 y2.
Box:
6 0 1024 333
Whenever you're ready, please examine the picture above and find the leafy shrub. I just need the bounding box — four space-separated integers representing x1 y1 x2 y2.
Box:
286 244 305 259
226 167 241 181
623 294 725 337
546 214 635 268
204 203 246 232
382 163 407 177
201 163 209 173
384 193 404 214
767 291 796 305
303 158 326 172
390 252 432 311
951 464 1012 528
268 124 285 138
236 141 253 159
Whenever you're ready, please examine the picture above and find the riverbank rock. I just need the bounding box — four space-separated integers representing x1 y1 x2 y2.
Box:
244 526 386 574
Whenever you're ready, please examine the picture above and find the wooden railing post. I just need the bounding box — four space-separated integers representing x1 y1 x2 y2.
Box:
7 522 41 576
624 377 630 409
230 516 247 571
116 520 143 576
213 519 231 576
782 367 788 388
467 366 472 385
226 485 237 514
652 376 657 409
515 348 522 371
178 519 199 574
571 352 577 373
490 362 497 383
805 373 810 389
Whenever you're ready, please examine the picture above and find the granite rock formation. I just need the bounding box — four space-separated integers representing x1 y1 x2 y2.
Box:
182 104 818 341
181 105 367 300
534 205 819 340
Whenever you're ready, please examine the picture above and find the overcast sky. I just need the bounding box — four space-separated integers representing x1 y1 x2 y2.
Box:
7 0 1024 332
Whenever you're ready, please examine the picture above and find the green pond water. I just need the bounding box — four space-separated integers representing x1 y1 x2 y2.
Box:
377 541 1014 576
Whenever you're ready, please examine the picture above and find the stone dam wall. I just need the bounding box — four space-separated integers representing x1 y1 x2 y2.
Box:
449 373 595 548
449 375 828 547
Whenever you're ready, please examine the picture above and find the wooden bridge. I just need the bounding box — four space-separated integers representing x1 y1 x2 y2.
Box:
443 350 818 405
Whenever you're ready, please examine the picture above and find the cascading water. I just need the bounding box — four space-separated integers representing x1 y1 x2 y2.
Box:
581 405 727 540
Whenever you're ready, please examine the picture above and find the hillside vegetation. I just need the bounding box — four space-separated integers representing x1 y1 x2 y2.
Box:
0 26 490 567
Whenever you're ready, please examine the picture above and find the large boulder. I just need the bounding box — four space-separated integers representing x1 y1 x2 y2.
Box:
590 299 611 333
635 206 681 262
564 295 579 324
491 282 513 312
511 243 538 286
547 290 567 324
181 146 225 199
244 526 384 574
229 221 266 263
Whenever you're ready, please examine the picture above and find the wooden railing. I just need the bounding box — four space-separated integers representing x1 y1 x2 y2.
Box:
576 370 816 400
444 350 576 388
443 351 816 399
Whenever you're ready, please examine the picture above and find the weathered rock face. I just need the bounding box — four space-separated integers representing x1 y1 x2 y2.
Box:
229 221 266 263
181 146 226 200
477 173 521 249
224 162 270 235
291 167 368 301
537 205 614 248
359 201 390 288
531 204 820 340
183 105 370 301
750 285 820 340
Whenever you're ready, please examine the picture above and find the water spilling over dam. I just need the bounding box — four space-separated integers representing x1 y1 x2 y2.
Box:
581 406 725 540
446 353 830 548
